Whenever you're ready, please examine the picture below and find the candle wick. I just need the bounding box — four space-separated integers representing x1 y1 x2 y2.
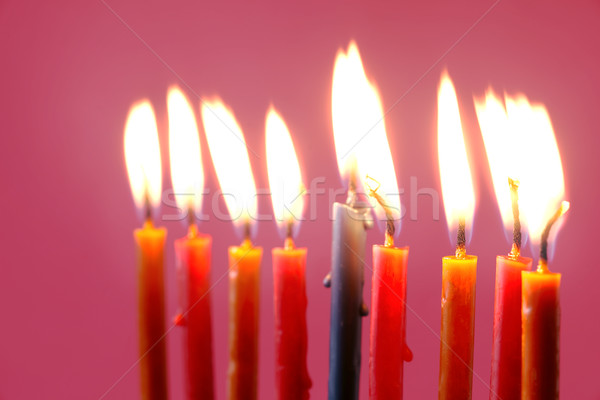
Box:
243 220 251 243
187 204 195 231
346 163 359 207
455 217 466 258
509 177 521 258
539 201 570 268
365 175 395 247
144 190 152 222
284 237 295 251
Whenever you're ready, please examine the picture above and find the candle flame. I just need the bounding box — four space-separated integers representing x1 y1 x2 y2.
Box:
201 98 257 237
474 90 520 239
476 91 566 250
331 41 401 233
124 100 162 216
167 86 204 218
437 71 475 244
265 107 305 238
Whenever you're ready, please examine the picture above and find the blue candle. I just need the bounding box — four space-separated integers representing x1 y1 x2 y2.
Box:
324 191 372 400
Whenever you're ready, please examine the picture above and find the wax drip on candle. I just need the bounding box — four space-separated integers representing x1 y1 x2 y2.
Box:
508 178 522 258
365 175 395 247
455 217 466 259
538 201 570 272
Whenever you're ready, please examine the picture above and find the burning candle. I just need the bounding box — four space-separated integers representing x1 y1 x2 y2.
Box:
324 41 375 400
366 178 413 398
504 96 568 400
475 91 533 400
124 101 168 400
265 107 311 400
167 87 214 400
201 99 262 400
522 202 568 400
437 71 477 400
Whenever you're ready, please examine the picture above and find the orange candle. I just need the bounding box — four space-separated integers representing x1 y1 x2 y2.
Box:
437 71 477 400
228 239 263 400
124 101 168 399
136 221 169 400
168 86 214 399
439 251 477 399
201 98 262 400
522 202 568 400
266 108 311 400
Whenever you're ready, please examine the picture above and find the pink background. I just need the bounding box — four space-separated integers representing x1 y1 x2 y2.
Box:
1 0 599 398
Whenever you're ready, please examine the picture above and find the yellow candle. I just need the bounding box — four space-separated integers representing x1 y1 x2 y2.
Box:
135 221 168 400
227 240 263 400
124 100 168 399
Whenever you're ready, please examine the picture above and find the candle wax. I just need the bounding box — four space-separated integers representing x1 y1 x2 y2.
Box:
227 240 263 400
326 201 372 400
135 221 168 400
439 255 477 400
489 255 531 400
272 245 311 400
175 231 214 400
521 270 560 400
369 245 412 400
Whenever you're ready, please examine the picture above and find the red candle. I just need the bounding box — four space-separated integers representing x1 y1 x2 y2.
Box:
365 178 412 400
272 240 311 400
174 227 214 399
490 254 530 399
370 245 411 399
124 101 168 400
167 86 214 399
265 107 311 400
488 180 532 400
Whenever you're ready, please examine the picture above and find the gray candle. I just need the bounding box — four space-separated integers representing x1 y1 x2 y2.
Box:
324 188 372 400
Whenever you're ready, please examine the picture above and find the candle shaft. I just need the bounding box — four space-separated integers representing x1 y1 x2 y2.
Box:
175 233 214 400
227 242 263 400
326 201 371 400
439 255 477 400
489 255 531 400
135 223 168 400
369 245 410 400
272 246 311 400
521 271 560 400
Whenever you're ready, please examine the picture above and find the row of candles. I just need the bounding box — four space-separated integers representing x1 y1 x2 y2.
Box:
124 41 567 400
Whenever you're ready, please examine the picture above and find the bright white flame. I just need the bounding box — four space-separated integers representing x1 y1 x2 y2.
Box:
265 107 305 238
475 91 566 248
474 90 517 235
331 41 401 232
201 98 257 234
167 86 204 216
124 101 162 213
505 94 565 243
437 72 475 240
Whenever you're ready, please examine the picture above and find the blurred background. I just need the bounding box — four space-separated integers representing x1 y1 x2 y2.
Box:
1 0 599 398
